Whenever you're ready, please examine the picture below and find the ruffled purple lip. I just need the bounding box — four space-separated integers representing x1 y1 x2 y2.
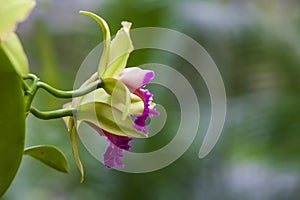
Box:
86 76 159 169
86 122 132 168
103 142 125 168
133 88 160 134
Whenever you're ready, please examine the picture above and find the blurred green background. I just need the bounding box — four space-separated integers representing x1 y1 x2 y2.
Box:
3 0 300 199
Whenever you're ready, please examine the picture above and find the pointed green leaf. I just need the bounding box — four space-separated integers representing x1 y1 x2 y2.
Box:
0 33 29 76
0 47 25 197
103 21 134 78
80 11 111 77
102 78 131 120
77 102 147 138
24 145 69 173
0 0 36 40
68 117 84 183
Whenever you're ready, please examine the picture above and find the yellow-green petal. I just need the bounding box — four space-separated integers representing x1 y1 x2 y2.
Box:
103 21 134 78
80 88 144 115
102 78 130 120
65 117 84 183
80 11 111 77
77 102 147 138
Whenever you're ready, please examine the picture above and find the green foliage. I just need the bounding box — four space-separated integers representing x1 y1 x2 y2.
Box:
24 145 69 173
0 33 29 76
0 47 25 196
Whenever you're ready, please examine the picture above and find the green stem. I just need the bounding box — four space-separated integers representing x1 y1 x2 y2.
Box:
23 73 103 116
30 106 76 120
37 79 103 98
23 73 39 80
22 79 31 91
24 75 39 114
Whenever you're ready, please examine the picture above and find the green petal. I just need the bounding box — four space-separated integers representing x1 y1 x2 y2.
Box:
80 11 111 77
102 78 130 120
129 92 144 114
72 72 99 109
0 47 25 197
24 145 69 173
0 33 29 76
77 102 147 138
80 88 144 115
0 0 36 40
103 21 134 78
68 117 84 183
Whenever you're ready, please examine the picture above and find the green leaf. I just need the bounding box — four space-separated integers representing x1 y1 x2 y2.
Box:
103 21 134 78
0 47 25 197
77 102 147 138
80 11 111 77
0 0 36 40
68 117 84 183
0 33 29 76
24 145 69 173
102 78 131 120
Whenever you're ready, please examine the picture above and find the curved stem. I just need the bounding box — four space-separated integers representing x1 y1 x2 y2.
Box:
22 79 31 91
23 73 39 81
24 75 39 114
30 106 76 120
37 79 103 98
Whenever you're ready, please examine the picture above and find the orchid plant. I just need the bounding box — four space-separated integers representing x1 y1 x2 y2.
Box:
0 0 158 197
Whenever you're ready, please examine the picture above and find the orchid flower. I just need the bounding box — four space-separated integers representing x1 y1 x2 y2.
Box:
63 11 159 175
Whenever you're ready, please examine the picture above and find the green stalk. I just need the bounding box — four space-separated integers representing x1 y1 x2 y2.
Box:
30 106 76 120
23 75 39 114
23 73 103 117
37 79 103 98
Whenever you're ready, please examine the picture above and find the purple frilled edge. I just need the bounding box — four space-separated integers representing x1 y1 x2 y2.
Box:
89 69 159 168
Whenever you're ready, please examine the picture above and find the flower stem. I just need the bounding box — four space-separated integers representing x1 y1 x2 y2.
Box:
23 74 39 114
37 79 103 98
23 73 103 117
30 106 76 120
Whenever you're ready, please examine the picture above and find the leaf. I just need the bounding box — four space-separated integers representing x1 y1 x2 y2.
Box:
103 21 134 78
24 145 69 173
68 117 84 183
80 11 111 77
77 102 147 138
0 33 29 76
102 78 131 120
0 47 25 197
0 0 36 40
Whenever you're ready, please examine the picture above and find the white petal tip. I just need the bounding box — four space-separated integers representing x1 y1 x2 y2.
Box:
121 21 132 30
